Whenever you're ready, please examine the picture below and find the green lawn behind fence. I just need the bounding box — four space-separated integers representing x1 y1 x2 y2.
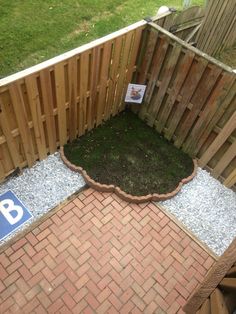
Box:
0 0 203 77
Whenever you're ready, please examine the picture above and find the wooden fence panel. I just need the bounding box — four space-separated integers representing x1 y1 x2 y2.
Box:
0 20 146 180
154 6 205 43
196 0 236 55
136 22 236 187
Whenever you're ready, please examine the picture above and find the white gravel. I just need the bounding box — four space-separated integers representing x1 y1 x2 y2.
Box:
0 153 85 246
159 168 236 256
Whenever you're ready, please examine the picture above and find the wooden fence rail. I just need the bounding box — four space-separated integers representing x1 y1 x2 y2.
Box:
135 22 236 188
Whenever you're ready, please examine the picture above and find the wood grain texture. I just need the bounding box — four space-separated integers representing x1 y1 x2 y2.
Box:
136 23 236 188
183 238 236 313
196 0 236 55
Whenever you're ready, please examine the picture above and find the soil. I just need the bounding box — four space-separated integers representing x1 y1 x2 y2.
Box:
64 110 194 196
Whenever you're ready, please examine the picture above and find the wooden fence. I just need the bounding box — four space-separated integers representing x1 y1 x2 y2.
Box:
0 14 235 189
183 237 236 313
0 20 148 180
154 6 205 43
135 22 236 188
196 0 236 55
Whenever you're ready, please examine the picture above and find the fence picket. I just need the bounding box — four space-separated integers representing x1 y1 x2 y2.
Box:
0 96 21 168
165 58 208 142
39 69 57 153
155 50 195 133
174 65 222 148
9 83 35 167
198 111 236 167
25 75 47 160
68 57 78 141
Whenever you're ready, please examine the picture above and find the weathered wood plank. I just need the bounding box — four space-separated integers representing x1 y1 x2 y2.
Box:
9 83 35 167
155 50 195 133
210 288 229 314
174 65 222 148
198 110 236 167
147 44 182 127
54 62 67 145
138 28 159 84
39 69 57 153
199 298 211 314
183 238 236 313
112 31 134 114
105 36 123 120
184 73 235 155
144 36 169 104
219 278 236 291
224 169 236 188
165 58 208 141
0 96 21 168
68 57 78 141
120 26 145 112
211 141 236 179
25 75 47 160
193 78 236 156
79 51 89 135
96 41 112 125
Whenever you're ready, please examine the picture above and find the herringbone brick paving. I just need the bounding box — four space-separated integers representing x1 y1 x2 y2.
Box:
0 188 215 314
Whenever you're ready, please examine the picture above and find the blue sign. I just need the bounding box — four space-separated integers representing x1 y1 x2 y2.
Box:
0 191 32 241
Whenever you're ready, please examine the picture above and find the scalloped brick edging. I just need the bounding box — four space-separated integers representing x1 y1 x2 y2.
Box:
60 147 198 204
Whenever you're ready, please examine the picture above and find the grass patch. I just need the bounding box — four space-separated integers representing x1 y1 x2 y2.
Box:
64 110 194 196
0 0 203 77
215 45 236 68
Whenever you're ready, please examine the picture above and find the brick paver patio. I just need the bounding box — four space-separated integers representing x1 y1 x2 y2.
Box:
0 188 215 314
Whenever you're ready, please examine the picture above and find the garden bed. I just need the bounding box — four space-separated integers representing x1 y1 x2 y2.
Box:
63 110 196 201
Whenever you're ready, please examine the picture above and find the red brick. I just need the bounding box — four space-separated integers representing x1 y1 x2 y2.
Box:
143 288 156 305
132 282 145 298
120 301 135 314
62 292 76 309
47 299 64 313
109 293 122 310
37 291 52 309
109 281 122 296
120 288 134 304
22 298 40 313
12 238 27 251
4 271 20 286
86 277 101 294
75 273 90 290
144 301 158 313
131 295 146 311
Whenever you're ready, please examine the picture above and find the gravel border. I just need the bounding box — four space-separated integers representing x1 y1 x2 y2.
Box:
159 168 236 256
0 153 85 247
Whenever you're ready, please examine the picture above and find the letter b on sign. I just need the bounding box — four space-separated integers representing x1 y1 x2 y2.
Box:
0 191 32 241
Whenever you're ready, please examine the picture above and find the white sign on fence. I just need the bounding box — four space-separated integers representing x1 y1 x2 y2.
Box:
125 83 146 104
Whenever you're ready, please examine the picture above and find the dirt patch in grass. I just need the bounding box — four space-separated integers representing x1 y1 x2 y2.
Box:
64 110 194 196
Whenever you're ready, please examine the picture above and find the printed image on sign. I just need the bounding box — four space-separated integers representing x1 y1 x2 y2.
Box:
125 83 146 104
0 190 32 241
